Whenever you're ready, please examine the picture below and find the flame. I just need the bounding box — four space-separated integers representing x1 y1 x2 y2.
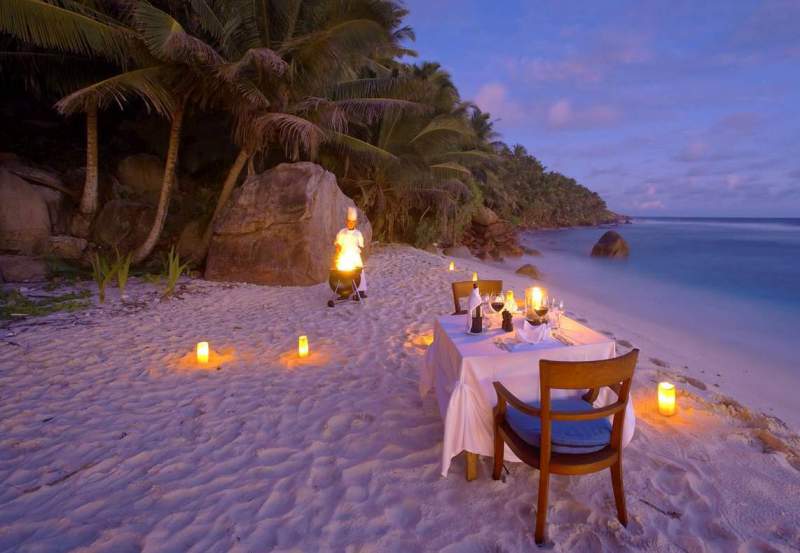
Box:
336 245 361 271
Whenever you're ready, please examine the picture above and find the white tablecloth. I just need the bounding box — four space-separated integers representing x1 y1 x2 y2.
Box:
420 314 636 477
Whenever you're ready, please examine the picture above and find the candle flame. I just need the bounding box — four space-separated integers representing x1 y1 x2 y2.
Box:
298 335 309 358
472 272 478 282
449 261 455 271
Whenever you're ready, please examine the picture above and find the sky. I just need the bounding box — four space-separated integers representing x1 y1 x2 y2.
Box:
401 0 800 217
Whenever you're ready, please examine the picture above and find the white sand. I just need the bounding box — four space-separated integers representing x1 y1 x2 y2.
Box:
1 244 799 552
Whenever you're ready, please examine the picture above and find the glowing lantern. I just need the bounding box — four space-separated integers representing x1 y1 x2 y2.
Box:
525 286 546 319
472 272 478 282
505 290 517 313
298 335 309 358
449 261 455 271
196 341 209 364
657 382 676 416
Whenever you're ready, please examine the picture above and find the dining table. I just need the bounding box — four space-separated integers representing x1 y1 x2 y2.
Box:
420 312 636 478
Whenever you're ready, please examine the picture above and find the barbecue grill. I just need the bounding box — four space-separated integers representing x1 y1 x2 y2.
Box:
327 267 363 307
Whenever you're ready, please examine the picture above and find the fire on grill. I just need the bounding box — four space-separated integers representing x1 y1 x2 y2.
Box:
327 246 364 307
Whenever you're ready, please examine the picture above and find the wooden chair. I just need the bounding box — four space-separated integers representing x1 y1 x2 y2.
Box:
492 349 639 544
451 280 503 314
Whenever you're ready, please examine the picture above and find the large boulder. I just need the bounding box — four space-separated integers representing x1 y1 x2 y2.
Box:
0 255 48 282
116 154 165 203
515 263 541 279
442 245 473 259
206 162 372 285
0 169 51 254
591 230 630 258
472 205 499 226
93 199 155 252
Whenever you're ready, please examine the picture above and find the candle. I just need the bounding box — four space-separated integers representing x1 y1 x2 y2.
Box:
196 341 209 364
525 286 544 318
657 382 676 416
449 261 455 271
505 290 517 313
298 335 309 358
472 272 478 282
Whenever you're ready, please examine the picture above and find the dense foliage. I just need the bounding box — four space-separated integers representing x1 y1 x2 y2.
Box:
0 0 615 262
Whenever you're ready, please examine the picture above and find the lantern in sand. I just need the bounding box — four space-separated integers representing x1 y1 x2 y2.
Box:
658 382 676 416
298 335 309 358
196 342 209 364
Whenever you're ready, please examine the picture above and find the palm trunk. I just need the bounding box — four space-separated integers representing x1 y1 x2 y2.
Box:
132 103 185 265
70 105 99 238
80 104 99 216
197 147 250 260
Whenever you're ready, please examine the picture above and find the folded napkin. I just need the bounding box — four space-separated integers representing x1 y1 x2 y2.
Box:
467 286 482 316
517 319 551 344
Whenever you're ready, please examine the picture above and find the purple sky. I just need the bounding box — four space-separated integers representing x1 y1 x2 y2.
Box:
402 0 800 217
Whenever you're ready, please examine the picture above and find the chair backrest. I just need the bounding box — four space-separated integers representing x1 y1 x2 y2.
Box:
538 349 639 454
451 280 503 314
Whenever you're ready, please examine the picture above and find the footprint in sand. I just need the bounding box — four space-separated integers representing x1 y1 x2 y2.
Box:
616 339 634 349
649 357 668 368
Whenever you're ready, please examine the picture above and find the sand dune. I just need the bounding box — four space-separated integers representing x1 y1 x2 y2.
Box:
1 245 799 552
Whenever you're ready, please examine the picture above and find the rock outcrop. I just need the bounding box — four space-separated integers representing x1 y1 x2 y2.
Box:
92 200 156 252
461 206 523 260
206 162 371 285
591 230 630 258
0 169 51 254
0 255 48 282
116 154 166 203
46 235 88 260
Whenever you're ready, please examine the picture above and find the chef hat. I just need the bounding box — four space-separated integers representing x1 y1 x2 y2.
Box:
346 206 358 221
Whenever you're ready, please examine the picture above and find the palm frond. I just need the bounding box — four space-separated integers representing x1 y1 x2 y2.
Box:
134 2 223 65
429 162 473 177
0 0 133 65
328 132 398 163
242 112 326 160
55 65 175 116
411 115 475 144
217 47 287 82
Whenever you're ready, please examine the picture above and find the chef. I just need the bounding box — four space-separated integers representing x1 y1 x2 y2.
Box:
334 206 367 298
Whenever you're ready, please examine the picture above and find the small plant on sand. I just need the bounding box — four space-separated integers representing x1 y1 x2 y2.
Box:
114 249 133 298
163 246 190 298
90 252 116 304
0 289 91 320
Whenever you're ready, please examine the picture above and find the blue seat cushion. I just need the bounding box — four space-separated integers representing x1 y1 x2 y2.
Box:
505 398 612 454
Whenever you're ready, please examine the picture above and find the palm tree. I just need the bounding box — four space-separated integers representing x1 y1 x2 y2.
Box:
0 0 142 236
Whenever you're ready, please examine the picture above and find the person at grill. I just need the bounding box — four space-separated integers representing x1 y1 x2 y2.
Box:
334 207 367 298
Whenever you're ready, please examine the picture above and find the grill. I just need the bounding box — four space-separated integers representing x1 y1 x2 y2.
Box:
327 267 363 307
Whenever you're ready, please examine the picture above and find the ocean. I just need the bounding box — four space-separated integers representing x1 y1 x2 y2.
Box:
520 217 800 375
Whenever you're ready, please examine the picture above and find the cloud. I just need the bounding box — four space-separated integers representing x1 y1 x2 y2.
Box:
473 82 525 122
546 99 620 130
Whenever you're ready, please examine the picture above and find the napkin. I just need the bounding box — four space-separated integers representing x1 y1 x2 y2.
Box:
517 319 551 344
467 286 482 316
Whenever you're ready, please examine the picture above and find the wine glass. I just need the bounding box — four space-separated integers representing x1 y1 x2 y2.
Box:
491 294 505 313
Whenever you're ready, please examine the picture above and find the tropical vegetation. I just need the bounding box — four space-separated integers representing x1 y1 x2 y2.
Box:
0 0 616 265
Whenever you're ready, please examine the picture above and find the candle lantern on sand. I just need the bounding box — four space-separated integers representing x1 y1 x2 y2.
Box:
298 335 309 358
196 341 209 364
449 261 455 271
658 382 676 416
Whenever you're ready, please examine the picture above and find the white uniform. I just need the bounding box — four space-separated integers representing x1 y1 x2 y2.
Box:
335 228 367 291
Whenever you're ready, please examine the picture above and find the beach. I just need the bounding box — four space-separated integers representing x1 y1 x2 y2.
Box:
1 244 799 552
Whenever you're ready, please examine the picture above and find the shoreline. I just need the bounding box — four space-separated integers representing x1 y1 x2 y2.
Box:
470 251 800 432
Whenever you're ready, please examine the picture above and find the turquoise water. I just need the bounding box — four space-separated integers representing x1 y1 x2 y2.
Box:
522 217 800 372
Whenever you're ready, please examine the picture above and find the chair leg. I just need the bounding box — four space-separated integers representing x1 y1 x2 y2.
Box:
534 468 550 544
492 428 504 480
465 452 478 481
610 460 628 526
